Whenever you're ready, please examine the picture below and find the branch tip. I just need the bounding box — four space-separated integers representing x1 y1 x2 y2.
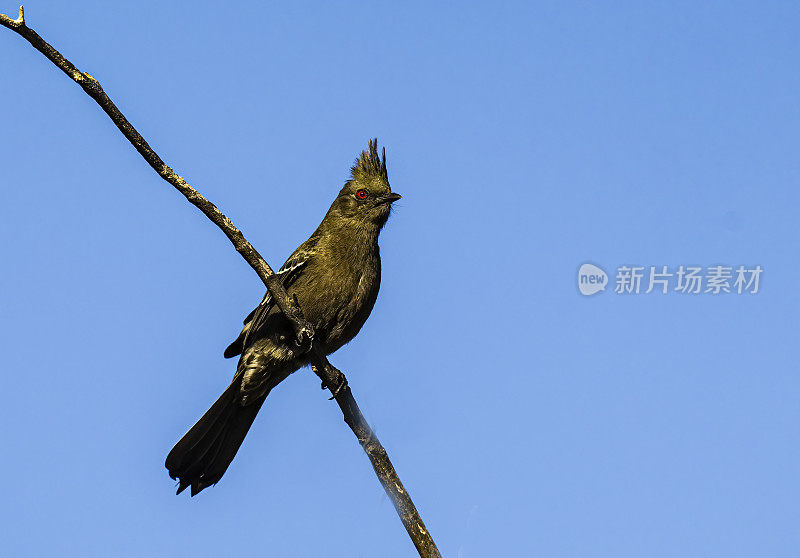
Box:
0 5 23 27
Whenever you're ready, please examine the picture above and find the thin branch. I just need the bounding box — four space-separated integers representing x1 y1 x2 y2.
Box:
1 7 440 557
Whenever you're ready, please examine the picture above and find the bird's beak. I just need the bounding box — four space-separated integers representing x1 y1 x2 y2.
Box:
379 192 402 205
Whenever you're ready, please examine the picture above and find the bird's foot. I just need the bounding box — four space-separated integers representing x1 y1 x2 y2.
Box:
291 294 314 354
293 326 314 354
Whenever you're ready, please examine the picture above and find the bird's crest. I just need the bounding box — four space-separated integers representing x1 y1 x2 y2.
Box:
350 138 388 182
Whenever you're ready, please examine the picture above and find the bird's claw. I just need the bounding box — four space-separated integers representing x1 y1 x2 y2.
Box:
294 326 313 354
290 294 314 354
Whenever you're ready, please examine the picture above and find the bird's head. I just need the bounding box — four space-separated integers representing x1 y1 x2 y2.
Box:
325 139 401 230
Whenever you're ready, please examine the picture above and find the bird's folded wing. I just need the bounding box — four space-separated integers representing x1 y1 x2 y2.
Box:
246 248 313 329
223 238 318 359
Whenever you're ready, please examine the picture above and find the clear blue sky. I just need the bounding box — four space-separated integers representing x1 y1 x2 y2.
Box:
1 1 798 556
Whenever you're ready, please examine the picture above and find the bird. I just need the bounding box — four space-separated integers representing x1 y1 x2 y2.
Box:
165 139 401 496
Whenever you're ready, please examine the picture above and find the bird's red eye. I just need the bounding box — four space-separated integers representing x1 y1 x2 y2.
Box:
356 189 368 199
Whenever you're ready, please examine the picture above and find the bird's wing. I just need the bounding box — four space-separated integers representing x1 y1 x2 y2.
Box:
245 248 314 334
223 243 316 358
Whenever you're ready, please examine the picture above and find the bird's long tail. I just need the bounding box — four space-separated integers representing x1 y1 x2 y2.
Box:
165 377 265 496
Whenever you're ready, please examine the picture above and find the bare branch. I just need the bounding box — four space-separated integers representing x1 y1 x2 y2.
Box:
1 7 440 557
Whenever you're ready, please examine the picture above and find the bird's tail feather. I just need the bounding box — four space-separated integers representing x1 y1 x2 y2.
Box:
166 378 265 496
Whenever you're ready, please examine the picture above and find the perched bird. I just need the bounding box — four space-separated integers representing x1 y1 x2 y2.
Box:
165 139 401 496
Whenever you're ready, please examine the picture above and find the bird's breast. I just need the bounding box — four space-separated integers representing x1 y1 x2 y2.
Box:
293 246 381 354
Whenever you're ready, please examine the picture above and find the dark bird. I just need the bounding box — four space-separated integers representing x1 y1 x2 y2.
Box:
165 139 401 495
